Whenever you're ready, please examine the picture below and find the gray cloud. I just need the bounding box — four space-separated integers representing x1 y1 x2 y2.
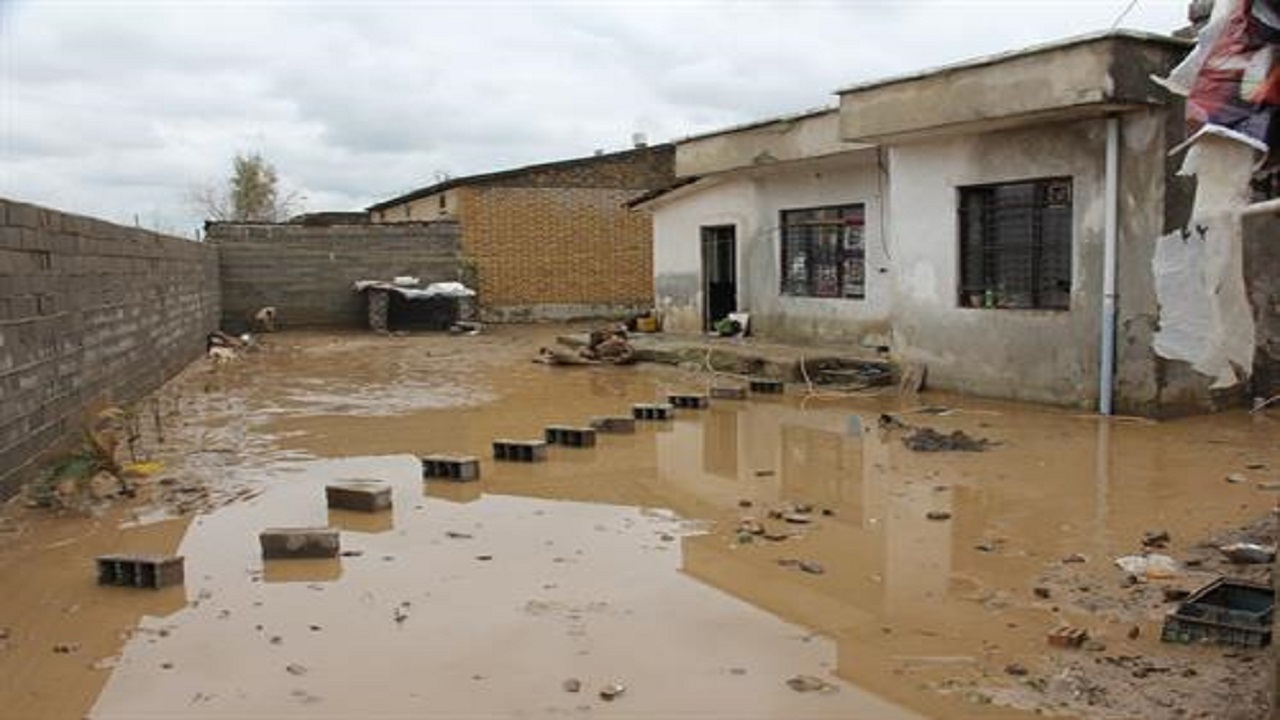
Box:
1 0 1188 231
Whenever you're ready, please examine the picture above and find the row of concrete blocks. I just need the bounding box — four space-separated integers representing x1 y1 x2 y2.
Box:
258 479 397 560
417 379 789 474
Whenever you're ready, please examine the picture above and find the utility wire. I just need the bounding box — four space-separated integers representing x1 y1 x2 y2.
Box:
1110 0 1141 29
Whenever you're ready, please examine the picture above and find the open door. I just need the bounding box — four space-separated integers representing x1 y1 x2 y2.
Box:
701 225 736 331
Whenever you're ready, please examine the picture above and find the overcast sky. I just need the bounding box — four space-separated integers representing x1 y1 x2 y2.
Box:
1 0 1190 236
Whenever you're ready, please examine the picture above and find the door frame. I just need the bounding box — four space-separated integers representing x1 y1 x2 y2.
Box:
700 224 737 331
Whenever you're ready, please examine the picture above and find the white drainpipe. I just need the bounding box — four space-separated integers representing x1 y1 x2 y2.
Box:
1099 115 1119 415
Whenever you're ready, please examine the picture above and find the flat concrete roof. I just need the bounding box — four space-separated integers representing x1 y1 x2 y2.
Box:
835 29 1191 96
674 106 838 145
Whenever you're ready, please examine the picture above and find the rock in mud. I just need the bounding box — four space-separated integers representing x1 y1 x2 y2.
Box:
1219 542 1276 564
786 674 836 693
926 511 952 521
903 427 993 452
1141 530 1171 548
286 663 308 676
598 683 626 701
562 678 581 693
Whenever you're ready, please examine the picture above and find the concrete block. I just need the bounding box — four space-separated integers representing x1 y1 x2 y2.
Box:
749 378 784 394
325 480 392 512
421 454 481 481
632 403 674 420
1047 626 1089 648
588 416 636 434
492 439 548 462
710 386 748 400
544 425 597 447
668 394 709 409
260 527 340 559
96 554 185 589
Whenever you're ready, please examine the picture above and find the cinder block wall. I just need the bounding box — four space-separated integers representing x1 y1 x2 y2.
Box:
209 221 462 328
460 186 655 321
0 198 220 498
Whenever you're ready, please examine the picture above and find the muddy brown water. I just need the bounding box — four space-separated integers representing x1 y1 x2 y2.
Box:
1 327 1277 719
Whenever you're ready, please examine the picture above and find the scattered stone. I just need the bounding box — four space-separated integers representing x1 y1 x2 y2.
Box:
1033 586 1052 600
926 511 952 521
270 636 283 645
754 470 776 477
1062 553 1087 564
1226 473 1248 484
445 531 473 539
738 499 754 508
1127 626 1141 640
762 532 790 542
1163 587 1191 602
738 518 766 535
1005 662 1029 676
821 508 835 517
161 661 174 670
782 513 812 525
1246 462 1268 470
562 678 581 693
975 541 997 553
903 427 993 452
659 533 675 542
1218 542 1276 564
52 643 80 654
1142 530 1171 548
798 561 825 575
729 667 747 676
339 550 364 557
598 683 626 701
786 674 836 693
475 555 494 562
286 663 308 676
1083 639 1107 652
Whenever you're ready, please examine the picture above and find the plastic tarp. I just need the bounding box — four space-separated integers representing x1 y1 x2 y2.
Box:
352 280 476 299
1154 0 1280 162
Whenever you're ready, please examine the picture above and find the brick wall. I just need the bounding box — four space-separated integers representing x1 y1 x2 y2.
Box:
476 145 675 190
0 198 220 498
459 186 654 321
210 221 462 328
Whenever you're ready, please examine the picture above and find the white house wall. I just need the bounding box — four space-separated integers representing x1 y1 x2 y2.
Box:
653 154 888 343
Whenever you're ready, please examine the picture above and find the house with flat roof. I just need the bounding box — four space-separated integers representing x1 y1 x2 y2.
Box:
634 30 1272 415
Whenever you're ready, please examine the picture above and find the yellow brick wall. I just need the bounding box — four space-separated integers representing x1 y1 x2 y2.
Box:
458 186 654 311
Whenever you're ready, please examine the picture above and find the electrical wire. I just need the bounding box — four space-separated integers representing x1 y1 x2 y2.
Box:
1110 0 1141 30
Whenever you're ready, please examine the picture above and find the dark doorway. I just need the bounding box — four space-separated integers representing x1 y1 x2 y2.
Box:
701 225 736 331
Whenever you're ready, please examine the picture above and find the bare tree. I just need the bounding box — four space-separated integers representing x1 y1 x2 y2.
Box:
190 152 303 222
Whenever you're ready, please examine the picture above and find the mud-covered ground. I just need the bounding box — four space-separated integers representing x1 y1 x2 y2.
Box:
0 326 1276 719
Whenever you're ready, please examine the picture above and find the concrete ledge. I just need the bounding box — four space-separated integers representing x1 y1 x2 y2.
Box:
421 454 481 481
260 527 340 559
325 481 392 512
493 439 547 462
96 554 185 589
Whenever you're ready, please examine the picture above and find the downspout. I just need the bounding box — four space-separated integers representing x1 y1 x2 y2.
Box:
1099 115 1120 415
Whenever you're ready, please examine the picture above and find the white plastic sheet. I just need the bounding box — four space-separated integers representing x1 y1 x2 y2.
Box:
1151 135 1257 389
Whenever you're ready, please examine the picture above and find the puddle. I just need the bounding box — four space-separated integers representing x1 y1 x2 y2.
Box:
2 328 1277 719
89 456 918 719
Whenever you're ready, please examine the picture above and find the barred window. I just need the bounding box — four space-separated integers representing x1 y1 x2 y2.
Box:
958 178 1072 310
780 204 866 299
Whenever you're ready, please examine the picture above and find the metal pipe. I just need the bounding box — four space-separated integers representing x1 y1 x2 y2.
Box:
1099 115 1120 415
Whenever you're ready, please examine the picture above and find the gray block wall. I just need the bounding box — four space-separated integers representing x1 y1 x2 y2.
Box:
208 221 462 328
0 198 220 498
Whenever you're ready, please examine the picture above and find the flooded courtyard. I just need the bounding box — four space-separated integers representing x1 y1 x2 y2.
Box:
1 326 1276 719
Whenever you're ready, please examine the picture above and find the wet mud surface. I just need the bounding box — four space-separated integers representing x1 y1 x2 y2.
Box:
1 326 1277 719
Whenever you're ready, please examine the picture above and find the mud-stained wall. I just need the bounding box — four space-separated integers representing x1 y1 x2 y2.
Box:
886 113 1176 411
1243 205 1280 400
0 198 220 498
209 222 462 328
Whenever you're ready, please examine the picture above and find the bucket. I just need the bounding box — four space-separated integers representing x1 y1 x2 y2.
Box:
636 316 659 333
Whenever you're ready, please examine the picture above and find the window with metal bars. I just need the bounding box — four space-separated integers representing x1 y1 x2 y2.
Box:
958 178 1072 310
779 204 866 299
